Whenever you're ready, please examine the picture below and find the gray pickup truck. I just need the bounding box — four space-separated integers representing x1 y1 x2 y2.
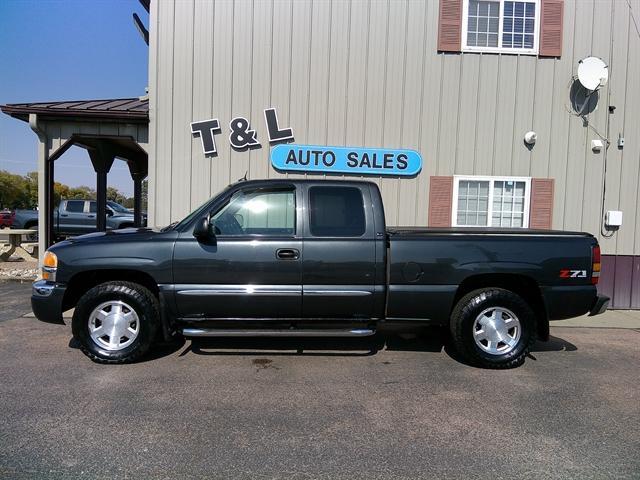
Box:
13 200 144 238
32 179 608 368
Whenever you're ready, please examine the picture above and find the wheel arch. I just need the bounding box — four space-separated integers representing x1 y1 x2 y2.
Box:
63 269 158 310
62 269 174 341
453 273 549 341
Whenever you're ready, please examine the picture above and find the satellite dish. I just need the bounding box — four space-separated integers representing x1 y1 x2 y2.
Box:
577 57 609 91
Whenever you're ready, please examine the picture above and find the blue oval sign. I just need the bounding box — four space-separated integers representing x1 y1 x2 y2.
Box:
271 144 422 177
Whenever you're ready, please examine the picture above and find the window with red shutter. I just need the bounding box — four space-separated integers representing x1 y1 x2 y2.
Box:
529 178 555 229
429 176 454 227
438 0 463 52
539 0 564 57
439 0 563 57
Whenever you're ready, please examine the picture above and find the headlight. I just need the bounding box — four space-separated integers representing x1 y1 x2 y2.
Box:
42 251 57 281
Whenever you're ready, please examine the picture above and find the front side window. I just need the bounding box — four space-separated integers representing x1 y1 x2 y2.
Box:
211 188 295 236
463 0 539 54
453 176 530 228
66 200 85 213
309 187 366 237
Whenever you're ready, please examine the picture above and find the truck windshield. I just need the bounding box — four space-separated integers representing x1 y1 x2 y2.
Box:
106 201 130 213
169 185 233 231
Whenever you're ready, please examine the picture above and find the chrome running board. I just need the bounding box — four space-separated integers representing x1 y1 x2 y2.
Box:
182 328 375 338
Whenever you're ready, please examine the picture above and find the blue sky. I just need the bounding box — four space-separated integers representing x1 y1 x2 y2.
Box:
0 0 148 197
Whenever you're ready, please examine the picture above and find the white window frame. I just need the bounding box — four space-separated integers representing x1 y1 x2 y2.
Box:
461 0 541 55
452 175 531 228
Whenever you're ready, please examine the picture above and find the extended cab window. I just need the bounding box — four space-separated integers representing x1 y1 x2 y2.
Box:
309 186 366 237
89 202 97 213
66 200 85 213
211 188 295 236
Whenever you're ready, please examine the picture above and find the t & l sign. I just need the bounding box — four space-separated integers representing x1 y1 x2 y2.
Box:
191 108 293 154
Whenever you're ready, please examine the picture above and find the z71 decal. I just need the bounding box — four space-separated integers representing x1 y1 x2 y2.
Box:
559 269 587 278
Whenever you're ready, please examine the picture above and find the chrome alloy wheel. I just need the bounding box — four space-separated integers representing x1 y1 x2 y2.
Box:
88 301 140 351
472 307 521 355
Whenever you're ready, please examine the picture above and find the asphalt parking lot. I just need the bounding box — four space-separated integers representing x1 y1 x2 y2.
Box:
0 280 639 479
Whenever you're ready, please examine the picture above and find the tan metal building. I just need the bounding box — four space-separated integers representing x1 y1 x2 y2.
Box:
147 0 640 307
2 0 639 308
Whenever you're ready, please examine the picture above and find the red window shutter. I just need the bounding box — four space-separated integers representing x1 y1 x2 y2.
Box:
529 178 555 229
539 0 564 57
429 176 454 227
438 0 462 52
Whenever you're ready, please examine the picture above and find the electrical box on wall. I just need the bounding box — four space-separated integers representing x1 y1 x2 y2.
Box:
605 210 623 228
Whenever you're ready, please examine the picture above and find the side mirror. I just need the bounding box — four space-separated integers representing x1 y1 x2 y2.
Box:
193 216 215 242
106 209 114 217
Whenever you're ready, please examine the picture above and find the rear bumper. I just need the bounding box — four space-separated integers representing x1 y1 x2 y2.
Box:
589 294 610 316
541 285 600 320
31 280 66 325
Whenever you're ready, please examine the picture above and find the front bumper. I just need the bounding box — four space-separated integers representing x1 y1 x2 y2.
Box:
589 294 610 316
31 280 66 325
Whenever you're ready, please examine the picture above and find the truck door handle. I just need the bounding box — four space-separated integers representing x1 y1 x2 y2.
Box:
88 215 96 218
276 248 299 260
60 214 68 217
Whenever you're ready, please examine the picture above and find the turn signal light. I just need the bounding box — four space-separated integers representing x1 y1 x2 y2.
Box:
592 245 601 285
42 251 58 281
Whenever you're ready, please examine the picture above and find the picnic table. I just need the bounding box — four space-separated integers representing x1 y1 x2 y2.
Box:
0 229 38 261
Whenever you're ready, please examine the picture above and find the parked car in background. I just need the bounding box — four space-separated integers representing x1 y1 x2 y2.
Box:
12 200 146 238
0 209 14 228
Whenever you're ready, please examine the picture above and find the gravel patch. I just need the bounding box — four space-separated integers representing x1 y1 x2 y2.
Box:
0 258 38 281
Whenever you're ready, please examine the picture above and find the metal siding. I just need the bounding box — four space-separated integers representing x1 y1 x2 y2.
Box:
211 0 234 191
580 0 611 241
473 55 499 175
268 0 292 180
511 56 536 177
287 0 313 180
414 0 441 224
148 0 639 259
632 256 640 310
562 0 591 233
397 0 427 225
248 0 273 181
529 59 554 178
600 0 629 257
613 255 633 309
326 0 350 146
628 0 640 257
456 54 480 175
190 0 215 209
492 55 517 175
344 0 369 148
153 0 175 227
381 0 408 226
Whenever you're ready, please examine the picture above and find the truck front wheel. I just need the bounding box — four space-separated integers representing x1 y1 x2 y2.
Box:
72 281 159 364
450 288 536 369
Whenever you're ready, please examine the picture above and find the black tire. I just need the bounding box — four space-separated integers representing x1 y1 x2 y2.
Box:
72 281 159 364
450 288 536 369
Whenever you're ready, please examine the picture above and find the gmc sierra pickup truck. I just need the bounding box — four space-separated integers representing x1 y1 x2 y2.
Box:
32 179 608 368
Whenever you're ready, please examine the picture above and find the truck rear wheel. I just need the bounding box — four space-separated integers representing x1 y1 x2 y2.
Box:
72 281 159 364
450 288 536 369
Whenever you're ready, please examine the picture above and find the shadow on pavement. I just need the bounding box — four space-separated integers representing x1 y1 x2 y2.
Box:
178 327 577 364
531 335 578 352
66 327 578 366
